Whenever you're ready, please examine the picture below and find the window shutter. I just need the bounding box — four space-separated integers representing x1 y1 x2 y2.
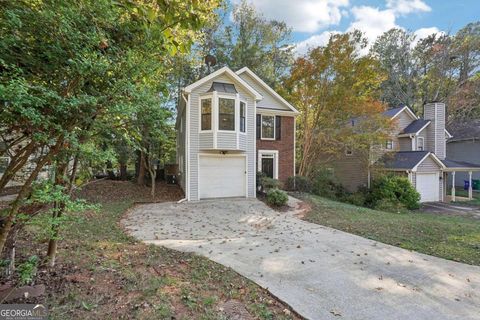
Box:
256 114 261 139
275 116 281 140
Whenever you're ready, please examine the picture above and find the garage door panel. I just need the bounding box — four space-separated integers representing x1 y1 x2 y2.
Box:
416 173 439 202
199 156 246 199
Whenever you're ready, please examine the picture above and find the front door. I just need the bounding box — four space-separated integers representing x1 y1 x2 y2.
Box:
261 157 274 178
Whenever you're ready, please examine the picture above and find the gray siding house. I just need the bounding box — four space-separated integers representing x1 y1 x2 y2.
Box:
331 103 480 202
446 120 480 188
176 67 298 201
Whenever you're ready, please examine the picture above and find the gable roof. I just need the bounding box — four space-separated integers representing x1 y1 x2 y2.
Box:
383 106 418 120
184 67 262 100
236 67 299 114
380 151 445 170
399 119 431 135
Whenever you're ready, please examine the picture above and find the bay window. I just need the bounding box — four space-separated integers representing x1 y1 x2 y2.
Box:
240 101 246 133
218 98 235 131
201 98 212 131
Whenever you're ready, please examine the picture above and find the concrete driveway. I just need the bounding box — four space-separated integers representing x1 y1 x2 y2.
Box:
122 198 480 320
422 202 480 219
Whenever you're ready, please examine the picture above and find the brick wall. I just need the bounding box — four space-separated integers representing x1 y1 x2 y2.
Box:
256 116 295 183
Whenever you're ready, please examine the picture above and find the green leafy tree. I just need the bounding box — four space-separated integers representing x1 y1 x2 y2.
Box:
0 0 220 254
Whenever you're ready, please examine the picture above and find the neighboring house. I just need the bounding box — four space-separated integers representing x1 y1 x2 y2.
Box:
330 103 480 202
446 120 480 188
176 67 299 201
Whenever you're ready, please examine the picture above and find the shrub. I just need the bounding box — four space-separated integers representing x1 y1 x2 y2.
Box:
367 175 420 210
266 189 289 207
257 173 282 193
17 255 38 285
343 191 367 207
285 176 312 192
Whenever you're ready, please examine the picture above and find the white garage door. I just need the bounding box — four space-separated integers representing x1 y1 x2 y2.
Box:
199 155 246 199
416 173 439 202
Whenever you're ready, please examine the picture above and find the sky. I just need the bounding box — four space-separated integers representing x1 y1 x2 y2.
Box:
231 0 479 55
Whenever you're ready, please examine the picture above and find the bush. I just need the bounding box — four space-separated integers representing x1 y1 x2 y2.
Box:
367 175 420 210
343 191 367 207
17 255 38 285
257 172 282 193
266 189 289 207
285 176 312 192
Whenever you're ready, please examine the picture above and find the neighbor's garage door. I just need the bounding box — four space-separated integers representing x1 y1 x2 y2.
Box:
416 173 439 202
199 155 246 199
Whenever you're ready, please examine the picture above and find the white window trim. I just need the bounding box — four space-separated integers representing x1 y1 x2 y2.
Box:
199 94 213 133
260 114 276 140
386 140 393 150
258 150 279 179
417 136 425 151
217 94 237 133
239 100 247 134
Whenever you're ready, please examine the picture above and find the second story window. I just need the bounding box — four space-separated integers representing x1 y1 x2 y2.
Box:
240 101 246 133
218 98 235 131
417 137 424 151
261 115 275 139
386 140 393 150
201 98 212 131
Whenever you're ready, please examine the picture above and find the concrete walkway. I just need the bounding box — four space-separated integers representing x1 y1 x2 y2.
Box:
122 198 480 320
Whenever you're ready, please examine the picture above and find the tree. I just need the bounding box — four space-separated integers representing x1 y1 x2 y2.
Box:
370 29 419 111
210 1 294 87
283 31 391 177
0 0 220 254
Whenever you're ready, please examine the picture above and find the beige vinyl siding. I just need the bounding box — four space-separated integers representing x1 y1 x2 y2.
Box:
238 72 290 111
331 152 369 192
239 134 247 150
423 103 446 159
390 110 416 152
188 73 256 200
398 137 412 151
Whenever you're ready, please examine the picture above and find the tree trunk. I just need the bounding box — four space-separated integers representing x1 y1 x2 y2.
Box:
119 163 128 180
0 141 37 192
46 155 78 267
149 169 156 198
0 140 62 255
137 151 146 185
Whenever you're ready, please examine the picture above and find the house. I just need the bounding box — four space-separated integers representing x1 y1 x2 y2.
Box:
175 67 299 201
446 120 480 189
330 102 480 202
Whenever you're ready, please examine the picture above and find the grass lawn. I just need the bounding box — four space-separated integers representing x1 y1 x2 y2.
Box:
7 181 298 320
298 193 480 266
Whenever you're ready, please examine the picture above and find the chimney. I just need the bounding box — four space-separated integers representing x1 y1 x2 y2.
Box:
423 102 446 159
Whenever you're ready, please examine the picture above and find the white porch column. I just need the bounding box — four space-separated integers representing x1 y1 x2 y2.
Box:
469 171 473 200
451 171 456 202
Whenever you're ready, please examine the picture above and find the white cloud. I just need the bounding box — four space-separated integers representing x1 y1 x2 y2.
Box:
412 27 443 46
347 6 398 44
234 0 349 33
295 31 340 55
386 0 431 15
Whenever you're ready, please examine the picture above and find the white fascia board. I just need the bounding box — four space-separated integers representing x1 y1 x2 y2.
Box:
236 66 300 114
412 152 446 172
256 107 299 117
391 106 418 121
184 66 262 100
444 128 453 138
